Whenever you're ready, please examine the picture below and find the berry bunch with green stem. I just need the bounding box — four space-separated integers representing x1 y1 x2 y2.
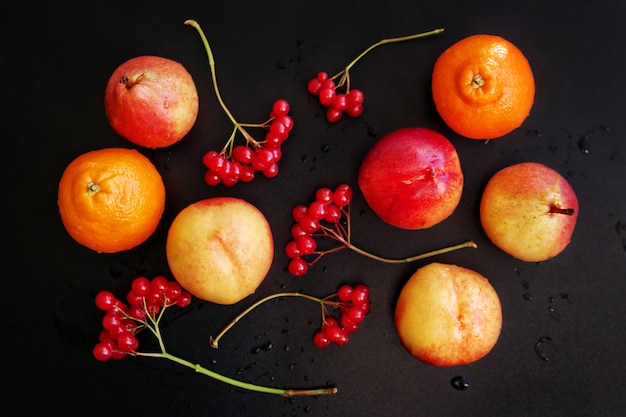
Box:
185 19 294 186
93 275 337 397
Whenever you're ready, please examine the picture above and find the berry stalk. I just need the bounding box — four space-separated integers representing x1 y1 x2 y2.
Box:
343 239 477 264
210 292 330 349
184 19 258 146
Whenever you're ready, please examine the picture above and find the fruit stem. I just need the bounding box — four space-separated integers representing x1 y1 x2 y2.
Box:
332 28 444 86
135 350 336 396
210 292 327 349
344 240 477 264
132 300 336 396
184 19 260 147
549 205 575 215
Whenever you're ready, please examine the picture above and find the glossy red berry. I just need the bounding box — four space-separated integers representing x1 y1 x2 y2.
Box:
288 258 308 277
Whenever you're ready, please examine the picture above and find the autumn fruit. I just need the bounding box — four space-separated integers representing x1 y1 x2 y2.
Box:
358 127 464 230
480 162 579 262
431 34 535 140
57 148 166 253
104 55 199 148
165 197 274 305
395 263 503 366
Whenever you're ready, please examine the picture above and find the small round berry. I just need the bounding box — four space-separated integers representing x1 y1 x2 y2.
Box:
307 78 323 95
291 205 309 222
131 277 151 296
346 104 364 118
308 200 327 220
126 291 143 307
321 78 336 90
93 342 114 361
201 150 219 169
206 153 226 173
331 93 348 111
337 284 353 302
346 89 365 106
340 315 360 333
151 276 169 295
351 284 370 305
313 331 331 349
176 291 192 308
232 145 253 164
272 99 290 116
204 170 221 186
274 114 294 132
318 88 336 107
317 71 329 81
116 331 139 353
324 204 342 223
95 290 117 311
298 215 320 234
296 235 316 255
262 162 279 178
315 187 333 204
290 223 308 239
324 324 349 346
238 165 256 183
326 107 343 123
288 258 308 277
333 184 353 207
285 240 303 259
166 281 182 303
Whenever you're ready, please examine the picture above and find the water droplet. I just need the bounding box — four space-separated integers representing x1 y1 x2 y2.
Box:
451 375 469 390
534 336 553 361
320 144 330 153
250 341 273 354
523 292 532 301
579 135 591 154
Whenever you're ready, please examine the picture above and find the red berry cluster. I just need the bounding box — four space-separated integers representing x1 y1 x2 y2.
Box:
202 99 293 186
313 284 371 348
285 184 353 277
92 276 192 361
307 72 364 123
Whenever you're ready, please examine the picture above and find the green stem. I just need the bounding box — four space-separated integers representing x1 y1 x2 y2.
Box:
184 19 259 147
135 350 336 396
344 240 477 264
343 28 444 73
210 292 324 348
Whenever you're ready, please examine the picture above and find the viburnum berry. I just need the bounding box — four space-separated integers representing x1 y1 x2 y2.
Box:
209 284 372 350
93 269 335 396
307 28 444 123
284 183 477 277
184 20 294 187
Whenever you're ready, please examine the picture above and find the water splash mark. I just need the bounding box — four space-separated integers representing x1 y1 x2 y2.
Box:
616 221 626 251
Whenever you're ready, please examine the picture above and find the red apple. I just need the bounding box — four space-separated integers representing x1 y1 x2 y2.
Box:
104 55 199 149
358 127 464 229
480 162 578 262
395 262 503 366
165 197 274 305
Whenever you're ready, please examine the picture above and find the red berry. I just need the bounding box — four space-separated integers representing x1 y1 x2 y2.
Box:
126 291 143 307
308 200 327 220
298 215 320 234
201 150 219 168
116 331 139 353
315 187 333 204
331 93 348 111
95 290 117 311
274 114 294 132
346 89 364 106
290 223 308 239
204 170 221 186
262 162 279 178
346 104 364 118
326 107 343 123
232 145 253 164
176 291 192 308
131 277 151 296
313 331 331 348
272 99 290 116
324 324 349 346
307 78 323 95
321 79 336 90
285 240 303 259
347 305 366 323
337 285 353 302
317 71 329 81
318 87 336 107
151 276 169 295
128 305 147 320
292 205 309 222
102 312 122 333
351 284 370 305
166 281 182 302
207 153 226 172
324 204 342 223
238 165 255 183
288 258 308 277
93 342 114 361
296 235 316 255
332 184 353 206
340 315 360 333
269 121 288 142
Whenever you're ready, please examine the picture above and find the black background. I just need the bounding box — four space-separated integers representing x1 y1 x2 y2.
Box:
2 0 625 416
